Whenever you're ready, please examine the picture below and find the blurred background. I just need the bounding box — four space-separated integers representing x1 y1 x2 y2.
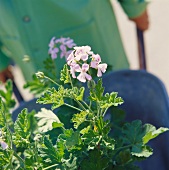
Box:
112 0 169 91
1 0 169 101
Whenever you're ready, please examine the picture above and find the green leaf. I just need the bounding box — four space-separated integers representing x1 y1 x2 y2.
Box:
81 149 109 170
0 149 13 169
52 122 64 129
143 124 169 144
59 129 81 150
131 145 153 157
122 120 145 145
63 87 85 101
82 129 101 150
13 109 31 148
24 74 49 95
122 120 163 158
43 57 57 81
60 64 70 84
37 87 64 110
38 136 61 166
35 108 61 132
24 147 42 169
71 110 89 129
72 87 85 101
0 80 16 108
0 98 5 127
63 155 77 170
89 79 104 101
115 149 132 165
100 92 124 109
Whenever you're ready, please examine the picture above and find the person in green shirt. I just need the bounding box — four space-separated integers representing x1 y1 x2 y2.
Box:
0 0 149 82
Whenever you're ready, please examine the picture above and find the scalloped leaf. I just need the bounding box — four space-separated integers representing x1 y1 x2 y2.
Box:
100 92 124 108
143 124 169 144
89 79 104 101
13 109 31 148
24 74 49 95
35 108 61 132
0 149 13 169
122 120 145 145
37 87 64 110
38 136 61 167
131 145 153 158
71 110 89 129
0 80 16 108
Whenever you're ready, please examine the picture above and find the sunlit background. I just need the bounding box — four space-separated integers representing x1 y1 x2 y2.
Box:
112 0 169 92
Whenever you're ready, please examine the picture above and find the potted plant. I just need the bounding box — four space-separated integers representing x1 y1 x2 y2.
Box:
0 37 168 170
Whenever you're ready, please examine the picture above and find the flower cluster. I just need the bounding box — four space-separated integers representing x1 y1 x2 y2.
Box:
48 37 76 59
67 46 107 83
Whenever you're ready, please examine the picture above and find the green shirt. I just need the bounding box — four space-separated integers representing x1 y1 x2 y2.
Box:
0 0 148 80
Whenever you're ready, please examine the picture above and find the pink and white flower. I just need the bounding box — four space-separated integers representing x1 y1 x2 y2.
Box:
76 64 92 83
48 37 76 60
97 64 107 77
67 51 76 66
70 64 81 78
74 46 93 61
90 54 101 69
90 54 107 77
0 141 8 150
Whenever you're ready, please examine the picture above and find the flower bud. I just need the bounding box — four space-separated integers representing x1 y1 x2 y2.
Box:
35 72 45 79
87 79 96 89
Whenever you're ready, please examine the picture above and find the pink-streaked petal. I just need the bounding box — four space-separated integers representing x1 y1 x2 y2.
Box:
74 64 81 72
53 48 59 53
90 61 98 69
51 52 57 59
98 63 107 73
70 66 76 78
67 51 74 61
59 37 66 43
0 141 8 150
60 44 66 52
65 50 73 59
74 54 81 61
85 73 92 81
65 39 76 48
97 68 102 77
92 54 101 63
82 63 89 72
49 37 55 48
77 73 86 83
81 54 88 61
60 51 65 58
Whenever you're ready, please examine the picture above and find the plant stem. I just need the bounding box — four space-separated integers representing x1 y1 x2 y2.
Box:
13 151 25 168
43 164 59 170
96 102 101 117
44 76 61 87
74 98 86 111
68 71 74 88
64 103 83 112
103 108 109 117
81 100 93 113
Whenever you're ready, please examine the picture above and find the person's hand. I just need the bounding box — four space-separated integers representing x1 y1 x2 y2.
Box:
129 9 149 31
0 66 14 83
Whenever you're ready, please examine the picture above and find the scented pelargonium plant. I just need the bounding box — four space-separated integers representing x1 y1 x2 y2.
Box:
0 37 168 170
